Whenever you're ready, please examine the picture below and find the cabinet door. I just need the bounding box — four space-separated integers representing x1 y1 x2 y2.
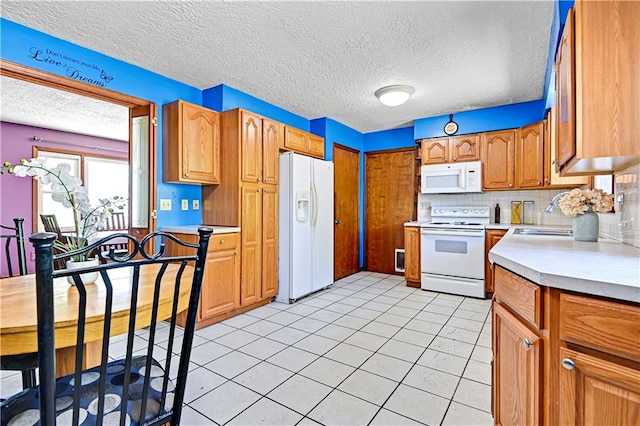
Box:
450 135 480 162
262 119 280 185
545 109 588 187
181 102 221 183
404 226 420 285
559 347 640 425
485 229 506 293
199 236 240 320
482 130 515 190
261 186 278 299
555 9 576 171
241 186 262 306
421 139 449 164
241 111 263 183
284 127 308 152
516 122 545 188
308 134 325 158
493 302 542 426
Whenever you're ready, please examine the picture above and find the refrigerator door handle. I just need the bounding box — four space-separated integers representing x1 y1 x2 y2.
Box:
312 182 319 226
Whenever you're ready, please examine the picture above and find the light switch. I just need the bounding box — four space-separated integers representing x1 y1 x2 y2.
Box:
192 200 200 210
160 199 172 211
181 199 189 211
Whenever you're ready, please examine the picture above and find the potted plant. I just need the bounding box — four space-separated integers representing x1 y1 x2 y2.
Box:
2 157 126 283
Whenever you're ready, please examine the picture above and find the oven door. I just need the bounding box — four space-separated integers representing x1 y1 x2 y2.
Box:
420 228 485 279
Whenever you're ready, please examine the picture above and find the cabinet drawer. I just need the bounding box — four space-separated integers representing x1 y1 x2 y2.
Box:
560 293 640 362
209 233 239 251
494 266 542 329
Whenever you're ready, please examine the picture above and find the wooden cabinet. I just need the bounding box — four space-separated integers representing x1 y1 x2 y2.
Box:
404 225 420 287
516 122 545 189
492 265 640 425
481 130 516 190
203 108 281 314
544 110 589 187
493 302 542 426
283 126 325 159
163 100 220 184
420 135 479 165
484 229 506 294
555 2 640 175
171 232 240 330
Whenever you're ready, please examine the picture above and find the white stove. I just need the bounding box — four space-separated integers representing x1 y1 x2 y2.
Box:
420 206 490 299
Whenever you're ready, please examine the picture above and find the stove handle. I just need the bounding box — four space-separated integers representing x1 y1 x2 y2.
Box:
420 229 485 237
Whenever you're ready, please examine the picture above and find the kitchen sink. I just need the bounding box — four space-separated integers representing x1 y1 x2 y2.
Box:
513 228 573 236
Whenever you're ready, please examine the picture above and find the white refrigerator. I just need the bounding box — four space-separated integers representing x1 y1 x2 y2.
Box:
277 152 334 303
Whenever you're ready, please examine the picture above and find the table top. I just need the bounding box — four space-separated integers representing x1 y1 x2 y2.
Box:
0 263 193 355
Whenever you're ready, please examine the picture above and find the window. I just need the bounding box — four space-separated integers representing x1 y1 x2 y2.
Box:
34 148 129 232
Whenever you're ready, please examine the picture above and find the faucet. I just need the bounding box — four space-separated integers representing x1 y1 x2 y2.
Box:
545 191 570 214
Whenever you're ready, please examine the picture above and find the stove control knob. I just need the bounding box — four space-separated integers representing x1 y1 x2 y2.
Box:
463 209 469 213
474 209 479 214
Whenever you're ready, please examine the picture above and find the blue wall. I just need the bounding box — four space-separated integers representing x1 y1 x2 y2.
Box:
413 100 546 140
0 19 203 227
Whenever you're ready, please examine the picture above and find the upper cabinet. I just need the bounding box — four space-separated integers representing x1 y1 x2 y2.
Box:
163 100 220 184
283 126 325 159
555 1 640 175
420 135 480 165
545 109 589 187
481 130 516 190
240 110 282 185
515 122 545 189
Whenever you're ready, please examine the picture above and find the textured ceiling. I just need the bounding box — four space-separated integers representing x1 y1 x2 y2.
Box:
0 75 130 141
1 1 554 134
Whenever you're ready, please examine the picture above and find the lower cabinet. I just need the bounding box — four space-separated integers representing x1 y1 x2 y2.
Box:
492 265 640 425
485 229 507 294
404 225 421 287
172 232 241 330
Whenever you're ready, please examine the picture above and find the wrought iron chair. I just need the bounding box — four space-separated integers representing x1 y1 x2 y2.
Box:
0 227 213 425
98 212 129 264
0 218 38 390
39 213 68 270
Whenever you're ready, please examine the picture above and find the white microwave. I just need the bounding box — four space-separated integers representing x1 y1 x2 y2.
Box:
421 161 482 194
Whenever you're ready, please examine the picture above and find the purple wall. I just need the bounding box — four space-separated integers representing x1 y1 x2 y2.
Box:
0 121 127 276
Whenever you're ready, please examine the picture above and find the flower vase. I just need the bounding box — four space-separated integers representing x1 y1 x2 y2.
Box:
65 258 99 285
572 206 599 242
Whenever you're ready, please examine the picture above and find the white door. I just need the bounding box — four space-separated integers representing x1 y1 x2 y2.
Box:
311 159 334 291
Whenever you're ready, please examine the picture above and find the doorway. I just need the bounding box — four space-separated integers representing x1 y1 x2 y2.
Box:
0 60 157 241
333 143 360 280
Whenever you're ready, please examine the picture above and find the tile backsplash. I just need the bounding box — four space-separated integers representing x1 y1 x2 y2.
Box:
600 163 640 248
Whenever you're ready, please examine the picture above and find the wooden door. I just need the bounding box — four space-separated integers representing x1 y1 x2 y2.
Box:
450 135 480 162
333 144 360 280
199 235 240 320
241 111 262 183
482 130 516 190
181 102 220 183
262 119 280 185
559 347 640 425
261 185 278 299
241 185 261 306
555 9 576 171
516 122 544 188
404 225 420 286
493 302 542 426
485 229 506 293
421 139 449 164
365 148 416 274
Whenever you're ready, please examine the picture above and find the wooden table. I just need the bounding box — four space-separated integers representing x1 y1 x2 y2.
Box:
0 263 193 377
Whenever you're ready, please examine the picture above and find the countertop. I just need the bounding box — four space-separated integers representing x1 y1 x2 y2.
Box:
161 225 241 235
489 228 640 303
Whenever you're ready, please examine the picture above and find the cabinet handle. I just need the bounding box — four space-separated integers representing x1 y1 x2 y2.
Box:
220 239 225 244
257 177 261 182
523 338 533 348
562 358 576 370
234 251 238 256
453 157 457 161
264 189 269 193
264 178 268 183
508 183 513 187
552 159 558 165
537 181 542 185
185 172 190 177
257 188 262 193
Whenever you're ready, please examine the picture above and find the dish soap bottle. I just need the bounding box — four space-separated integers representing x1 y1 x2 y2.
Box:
494 201 501 224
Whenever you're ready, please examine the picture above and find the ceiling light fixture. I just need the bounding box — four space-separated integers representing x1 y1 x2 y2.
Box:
375 85 415 106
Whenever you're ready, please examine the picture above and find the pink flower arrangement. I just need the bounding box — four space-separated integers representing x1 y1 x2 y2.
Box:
558 188 614 216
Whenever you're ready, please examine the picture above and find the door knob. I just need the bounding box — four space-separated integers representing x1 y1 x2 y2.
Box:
335 220 341 225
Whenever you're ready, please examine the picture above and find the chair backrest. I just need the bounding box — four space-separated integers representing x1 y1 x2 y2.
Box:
105 211 127 231
0 218 27 277
29 227 213 425
40 214 62 238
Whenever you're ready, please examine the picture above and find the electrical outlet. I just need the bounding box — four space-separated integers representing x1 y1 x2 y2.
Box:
181 199 189 211
160 199 172 211
192 200 200 210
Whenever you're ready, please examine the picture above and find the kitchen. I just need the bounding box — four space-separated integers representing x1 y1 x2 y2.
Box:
1 1 639 425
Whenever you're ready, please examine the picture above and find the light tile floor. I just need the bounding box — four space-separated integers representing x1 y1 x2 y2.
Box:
0 271 494 425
